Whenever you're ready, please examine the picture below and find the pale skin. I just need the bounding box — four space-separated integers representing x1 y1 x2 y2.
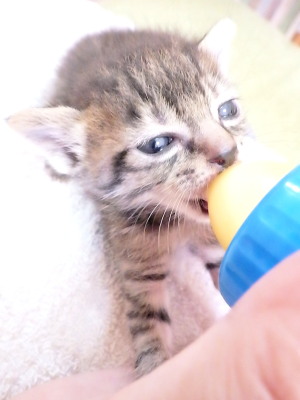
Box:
13 251 300 400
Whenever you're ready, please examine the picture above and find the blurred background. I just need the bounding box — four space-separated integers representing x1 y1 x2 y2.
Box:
239 0 300 44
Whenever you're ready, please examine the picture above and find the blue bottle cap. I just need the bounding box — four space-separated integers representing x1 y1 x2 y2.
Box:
219 165 300 306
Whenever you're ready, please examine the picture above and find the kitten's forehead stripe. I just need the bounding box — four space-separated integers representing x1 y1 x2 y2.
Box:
127 104 142 122
124 70 155 104
50 30 216 128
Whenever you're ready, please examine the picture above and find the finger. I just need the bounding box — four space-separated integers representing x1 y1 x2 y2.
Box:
227 250 300 399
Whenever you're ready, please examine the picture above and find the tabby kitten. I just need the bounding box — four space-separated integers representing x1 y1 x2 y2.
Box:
9 20 252 376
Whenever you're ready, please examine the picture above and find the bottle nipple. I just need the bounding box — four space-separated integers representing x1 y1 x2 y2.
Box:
207 161 292 249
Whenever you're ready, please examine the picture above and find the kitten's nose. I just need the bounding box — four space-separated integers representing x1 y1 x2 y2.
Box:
209 146 237 168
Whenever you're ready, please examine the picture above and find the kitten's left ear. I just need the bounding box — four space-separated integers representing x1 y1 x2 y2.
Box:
7 106 86 176
198 18 236 73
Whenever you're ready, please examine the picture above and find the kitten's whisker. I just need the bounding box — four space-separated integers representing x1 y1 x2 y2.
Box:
127 198 153 229
157 197 174 250
175 190 186 236
165 189 182 251
134 201 153 223
100 190 122 201
142 202 163 237
172 189 186 238
152 183 182 243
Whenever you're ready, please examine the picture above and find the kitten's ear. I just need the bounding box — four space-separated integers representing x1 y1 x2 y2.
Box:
7 106 85 176
198 18 236 73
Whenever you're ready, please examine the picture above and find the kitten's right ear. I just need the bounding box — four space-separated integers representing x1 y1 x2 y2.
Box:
198 18 236 73
7 106 86 176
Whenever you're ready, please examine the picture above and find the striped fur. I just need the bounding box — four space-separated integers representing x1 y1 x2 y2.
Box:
9 25 254 377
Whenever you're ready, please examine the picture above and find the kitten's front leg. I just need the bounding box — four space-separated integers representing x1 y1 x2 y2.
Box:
122 262 171 377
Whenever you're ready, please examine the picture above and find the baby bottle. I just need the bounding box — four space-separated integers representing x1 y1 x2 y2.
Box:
207 161 300 306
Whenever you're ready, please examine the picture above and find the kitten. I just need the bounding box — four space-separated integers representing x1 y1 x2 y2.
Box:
8 20 253 377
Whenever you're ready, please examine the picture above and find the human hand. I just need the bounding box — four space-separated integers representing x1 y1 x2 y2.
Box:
112 250 300 400
12 251 300 400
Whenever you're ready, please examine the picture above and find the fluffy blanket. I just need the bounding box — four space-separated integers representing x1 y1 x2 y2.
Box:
0 1 226 398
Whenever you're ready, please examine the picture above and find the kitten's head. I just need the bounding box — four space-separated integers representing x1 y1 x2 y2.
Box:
8 20 253 226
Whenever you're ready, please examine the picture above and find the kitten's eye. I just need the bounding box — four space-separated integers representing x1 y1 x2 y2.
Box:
138 136 174 154
218 100 239 120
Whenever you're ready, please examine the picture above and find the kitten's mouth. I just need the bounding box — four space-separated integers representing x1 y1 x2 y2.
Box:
189 198 209 215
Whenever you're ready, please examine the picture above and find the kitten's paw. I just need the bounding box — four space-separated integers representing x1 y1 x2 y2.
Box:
135 346 168 377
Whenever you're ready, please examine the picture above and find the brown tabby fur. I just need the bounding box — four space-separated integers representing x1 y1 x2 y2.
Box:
9 27 252 376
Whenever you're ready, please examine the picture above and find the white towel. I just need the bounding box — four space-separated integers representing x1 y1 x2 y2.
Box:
0 2 227 398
